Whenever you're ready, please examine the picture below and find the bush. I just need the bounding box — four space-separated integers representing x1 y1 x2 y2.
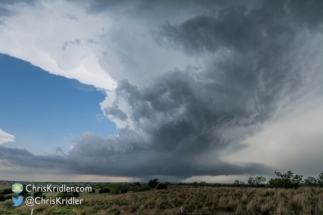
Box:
116 185 128 194
109 184 130 194
2 188 12 195
33 191 43 198
199 181 207 186
233 180 245 187
269 171 303 189
0 195 5 202
133 182 141 186
305 173 323 187
248 176 266 187
99 187 110 194
318 173 323 187
148 178 159 189
305 176 317 186
93 183 110 190
156 183 167 190
56 192 75 198
131 185 151 192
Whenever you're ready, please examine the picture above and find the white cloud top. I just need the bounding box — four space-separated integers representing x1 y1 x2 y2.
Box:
0 129 15 145
0 1 116 90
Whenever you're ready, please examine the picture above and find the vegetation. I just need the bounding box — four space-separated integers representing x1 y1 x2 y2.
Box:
268 171 303 189
56 191 79 199
156 183 167 190
233 180 245 187
2 188 12 195
98 187 110 194
0 195 5 202
0 185 322 215
148 178 159 189
305 173 323 187
94 183 151 194
0 171 322 214
33 191 46 199
248 176 266 187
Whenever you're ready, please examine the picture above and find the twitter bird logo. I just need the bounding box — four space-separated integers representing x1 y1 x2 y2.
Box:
12 196 23 207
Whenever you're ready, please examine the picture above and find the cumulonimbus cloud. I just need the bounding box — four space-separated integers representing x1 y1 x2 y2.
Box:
0 0 323 180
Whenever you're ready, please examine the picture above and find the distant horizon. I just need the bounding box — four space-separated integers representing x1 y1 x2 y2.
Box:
1 171 322 185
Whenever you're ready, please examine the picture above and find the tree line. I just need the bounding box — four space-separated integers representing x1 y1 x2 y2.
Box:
147 171 323 189
171 171 323 189
234 171 323 189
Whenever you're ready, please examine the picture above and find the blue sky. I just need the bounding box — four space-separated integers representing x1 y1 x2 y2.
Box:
0 54 117 154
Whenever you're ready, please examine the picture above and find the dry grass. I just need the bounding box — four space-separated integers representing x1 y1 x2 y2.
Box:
0 186 322 214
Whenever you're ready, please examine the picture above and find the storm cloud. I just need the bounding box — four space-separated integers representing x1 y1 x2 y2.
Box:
0 0 323 181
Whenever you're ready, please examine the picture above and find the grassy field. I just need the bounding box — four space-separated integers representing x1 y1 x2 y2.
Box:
0 181 322 215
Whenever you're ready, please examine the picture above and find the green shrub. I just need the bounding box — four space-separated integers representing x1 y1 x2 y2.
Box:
269 171 303 189
120 185 130 193
99 187 110 194
318 173 323 187
33 191 43 198
148 178 159 188
156 183 167 190
131 185 150 192
233 180 245 187
248 176 266 187
2 188 12 195
56 192 74 198
133 182 141 186
0 194 5 202
199 181 207 186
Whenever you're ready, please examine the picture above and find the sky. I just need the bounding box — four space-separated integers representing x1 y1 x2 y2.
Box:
0 54 117 154
0 0 322 183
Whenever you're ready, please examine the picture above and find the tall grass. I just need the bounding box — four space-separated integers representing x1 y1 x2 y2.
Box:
0 186 322 214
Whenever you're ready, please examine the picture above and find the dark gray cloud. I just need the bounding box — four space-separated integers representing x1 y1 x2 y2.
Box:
1 0 323 180
0 146 70 170
0 4 12 26
85 0 127 14
158 1 317 55
0 6 10 17
0 0 35 4
0 142 271 179
0 0 37 25
104 105 128 121
85 0 262 26
287 0 323 31
84 0 322 179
